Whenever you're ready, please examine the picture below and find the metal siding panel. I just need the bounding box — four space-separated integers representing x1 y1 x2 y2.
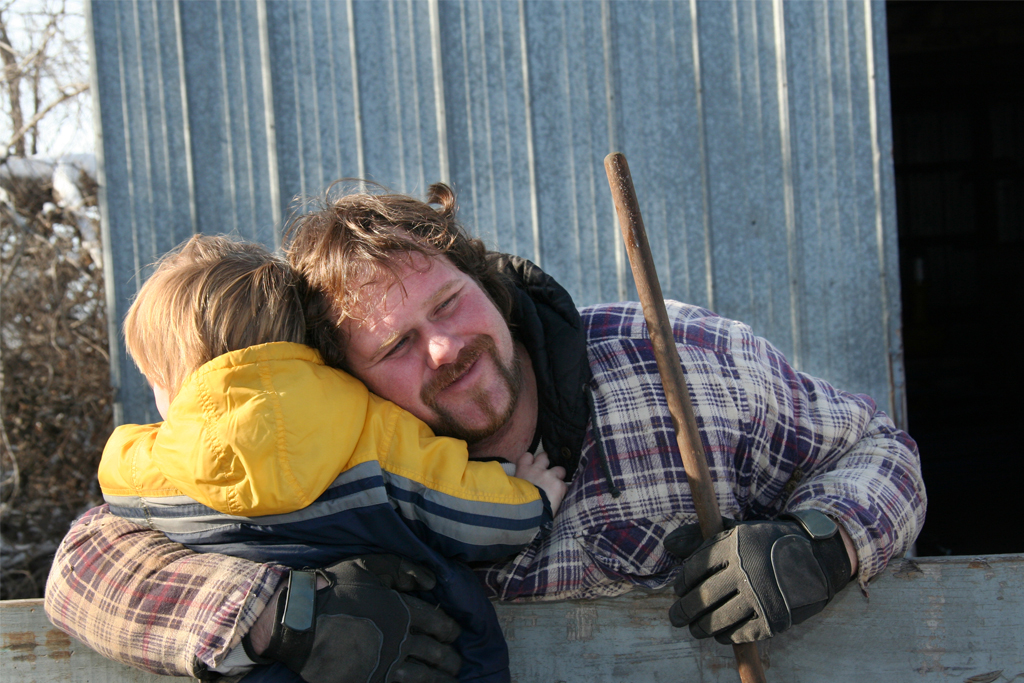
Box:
739 0 794 352
751 0 801 358
697 0 750 326
290 1 326 194
523 1 582 293
544 1 586 302
323 0 364 182
263 0 345 204
833 1 890 400
648 0 704 310
233 1 276 245
177 1 275 240
561 2 609 307
439 1 536 262
696 0 802 359
217 1 246 235
351 1 400 189
868 0 906 428
501 1 538 263
474 1 518 255
786 1 837 380
670 0 714 312
374 0 409 188
218 1 249 236
763 0 804 367
179 1 232 236
777 0 895 412
135 2 177 255
271 0 347 197
309 0 340 189
154 1 195 246
437 0 473 210
583 1 620 305
520 0 621 305
821 0 866 392
118 1 156 272
90 0 189 425
400 2 431 192
89 0 135 422
89 0 905 425
451 0 497 244
400 0 445 192
608 1 660 306
611 1 712 309
265 0 303 204
691 0 799 359
122 1 169 424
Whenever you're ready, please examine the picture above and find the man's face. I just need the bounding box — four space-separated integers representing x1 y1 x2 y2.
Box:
342 253 521 443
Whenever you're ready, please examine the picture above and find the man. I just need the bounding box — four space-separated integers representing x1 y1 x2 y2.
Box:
45 182 926 682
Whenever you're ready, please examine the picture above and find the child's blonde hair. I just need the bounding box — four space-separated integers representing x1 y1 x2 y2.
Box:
124 234 307 400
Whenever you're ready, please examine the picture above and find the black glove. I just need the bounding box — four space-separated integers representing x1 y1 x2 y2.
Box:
664 510 852 645
245 555 462 683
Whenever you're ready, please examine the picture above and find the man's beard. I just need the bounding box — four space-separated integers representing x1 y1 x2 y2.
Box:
420 335 522 444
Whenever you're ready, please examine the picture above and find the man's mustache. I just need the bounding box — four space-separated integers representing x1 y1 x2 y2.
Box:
421 336 493 404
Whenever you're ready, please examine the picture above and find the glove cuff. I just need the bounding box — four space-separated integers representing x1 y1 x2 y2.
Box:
783 510 852 599
259 570 318 669
816 528 852 599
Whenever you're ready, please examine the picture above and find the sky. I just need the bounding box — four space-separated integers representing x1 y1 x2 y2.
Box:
2 0 94 158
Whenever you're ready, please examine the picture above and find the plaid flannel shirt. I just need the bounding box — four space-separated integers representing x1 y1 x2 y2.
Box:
474 302 925 600
44 301 925 675
44 504 286 677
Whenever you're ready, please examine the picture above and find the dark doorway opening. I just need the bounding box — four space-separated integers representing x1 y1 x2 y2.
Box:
887 1 1024 556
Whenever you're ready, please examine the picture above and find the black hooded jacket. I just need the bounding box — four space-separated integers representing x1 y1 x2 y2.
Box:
491 254 592 478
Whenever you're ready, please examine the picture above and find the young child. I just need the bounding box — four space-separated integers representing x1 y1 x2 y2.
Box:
97 234 566 683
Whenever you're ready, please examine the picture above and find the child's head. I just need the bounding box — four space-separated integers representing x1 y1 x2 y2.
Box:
124 234 307 403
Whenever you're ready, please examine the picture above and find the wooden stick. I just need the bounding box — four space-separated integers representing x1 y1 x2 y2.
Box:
604 152 767 683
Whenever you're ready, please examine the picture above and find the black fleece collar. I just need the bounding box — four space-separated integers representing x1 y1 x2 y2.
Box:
492 254 591 478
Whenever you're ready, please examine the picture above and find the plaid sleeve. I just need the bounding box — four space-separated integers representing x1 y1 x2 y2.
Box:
44 504 287 677
729 320 927 585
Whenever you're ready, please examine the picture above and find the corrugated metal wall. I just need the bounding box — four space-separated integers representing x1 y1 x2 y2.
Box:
87 0 904 430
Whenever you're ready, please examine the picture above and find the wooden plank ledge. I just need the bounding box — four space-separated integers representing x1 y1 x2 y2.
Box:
4 555 1023 682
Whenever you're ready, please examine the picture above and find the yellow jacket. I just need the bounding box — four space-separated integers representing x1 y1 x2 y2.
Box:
99 342 542 518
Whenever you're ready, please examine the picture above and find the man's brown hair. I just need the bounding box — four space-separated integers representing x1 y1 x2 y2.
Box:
124 234 307 400
285 181 513 369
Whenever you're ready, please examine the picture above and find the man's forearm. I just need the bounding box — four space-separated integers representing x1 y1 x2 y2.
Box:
44 505 287 677
246 584 285 656
787 410 926 585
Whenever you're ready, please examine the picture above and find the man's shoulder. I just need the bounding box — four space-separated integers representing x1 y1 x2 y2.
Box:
578 300 739 350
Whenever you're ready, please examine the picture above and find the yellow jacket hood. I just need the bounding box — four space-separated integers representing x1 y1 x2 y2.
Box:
99 342 414 515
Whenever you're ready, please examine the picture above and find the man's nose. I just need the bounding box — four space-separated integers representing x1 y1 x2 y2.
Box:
425 331 463 369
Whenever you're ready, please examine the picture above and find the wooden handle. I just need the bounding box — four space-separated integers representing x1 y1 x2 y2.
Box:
604 152 767 683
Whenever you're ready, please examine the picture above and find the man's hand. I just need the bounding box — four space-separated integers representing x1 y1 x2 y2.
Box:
245 555 461 683
664 510 852 645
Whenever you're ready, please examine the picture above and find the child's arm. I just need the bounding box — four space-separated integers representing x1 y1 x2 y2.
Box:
381 400 562 563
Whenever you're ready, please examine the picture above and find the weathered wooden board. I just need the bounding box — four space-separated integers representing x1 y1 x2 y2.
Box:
495 555 1024 682
0 599 179 682
4 555 1022 682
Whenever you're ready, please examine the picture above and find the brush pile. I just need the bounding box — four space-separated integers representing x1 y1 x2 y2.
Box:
1 156 112 599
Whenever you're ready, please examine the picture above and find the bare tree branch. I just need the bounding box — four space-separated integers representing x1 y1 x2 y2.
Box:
5 81 88 153
4 23 56 82
2 1 88 160
0 12 25 157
